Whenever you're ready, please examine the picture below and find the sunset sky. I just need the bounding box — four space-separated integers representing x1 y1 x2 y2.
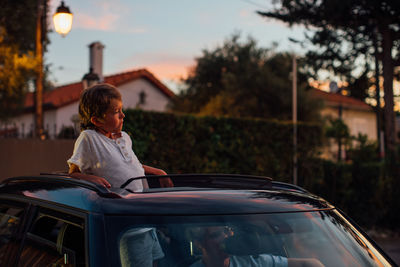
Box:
46 0 305 92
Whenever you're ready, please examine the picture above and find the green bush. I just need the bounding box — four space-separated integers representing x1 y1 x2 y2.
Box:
123 109 322 182
310 160 386 228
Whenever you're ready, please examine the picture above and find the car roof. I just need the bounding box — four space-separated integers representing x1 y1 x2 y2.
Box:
0 174 333 215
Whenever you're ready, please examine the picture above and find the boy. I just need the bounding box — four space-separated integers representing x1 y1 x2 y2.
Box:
68 83 172 267
68 83 173 191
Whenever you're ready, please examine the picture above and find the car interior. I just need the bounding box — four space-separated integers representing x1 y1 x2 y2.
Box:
19 213 85 267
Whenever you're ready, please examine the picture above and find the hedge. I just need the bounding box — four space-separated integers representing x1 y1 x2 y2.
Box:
308 160 386 228
123 109 322 183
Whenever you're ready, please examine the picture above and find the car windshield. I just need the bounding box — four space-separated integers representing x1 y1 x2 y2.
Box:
106 209 391 267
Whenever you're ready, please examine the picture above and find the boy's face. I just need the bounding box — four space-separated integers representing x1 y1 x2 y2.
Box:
93 98 125 135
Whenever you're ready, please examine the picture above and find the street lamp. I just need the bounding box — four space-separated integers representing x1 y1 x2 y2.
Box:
35 1 72 139
53 1 73 37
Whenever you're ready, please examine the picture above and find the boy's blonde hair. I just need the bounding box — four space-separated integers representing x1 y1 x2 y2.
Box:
79 83 122 130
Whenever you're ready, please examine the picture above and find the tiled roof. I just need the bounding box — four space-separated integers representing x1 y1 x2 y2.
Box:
310 89 373 111
24 68 175 110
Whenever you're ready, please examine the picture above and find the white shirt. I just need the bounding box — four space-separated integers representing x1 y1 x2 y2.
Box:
190 254 288 267
67 130 145 192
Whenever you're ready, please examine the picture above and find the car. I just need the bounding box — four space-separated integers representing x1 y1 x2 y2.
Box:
0 173 396 267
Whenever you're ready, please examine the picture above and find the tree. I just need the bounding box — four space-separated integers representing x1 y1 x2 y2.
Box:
0 27 37 121
171 34 322 122
0 0 50 122
325 118 350 162
258 0 400 159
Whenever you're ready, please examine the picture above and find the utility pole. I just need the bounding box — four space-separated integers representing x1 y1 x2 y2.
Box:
292 55 298 185
35 0 46 139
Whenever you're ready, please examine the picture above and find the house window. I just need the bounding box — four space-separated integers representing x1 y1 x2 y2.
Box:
139 91 147 105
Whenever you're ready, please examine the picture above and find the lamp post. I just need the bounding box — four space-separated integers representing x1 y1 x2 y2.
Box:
34 0 72 139
292 54 297 185
34 0 45 139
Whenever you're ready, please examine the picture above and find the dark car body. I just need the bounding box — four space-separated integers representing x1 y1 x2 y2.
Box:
0 174 396 266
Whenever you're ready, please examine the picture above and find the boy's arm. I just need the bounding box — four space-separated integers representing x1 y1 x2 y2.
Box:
142 165 174 188
68 163 111 188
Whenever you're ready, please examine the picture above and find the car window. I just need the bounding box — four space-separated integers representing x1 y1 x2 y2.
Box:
0 202 26 266
107 210 391 267
18 209 85 267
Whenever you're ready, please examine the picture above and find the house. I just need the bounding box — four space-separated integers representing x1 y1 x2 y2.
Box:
6 42 175 138
311 89 378 159
311 89 377 140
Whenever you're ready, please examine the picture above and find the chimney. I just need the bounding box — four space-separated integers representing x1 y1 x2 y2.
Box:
89 41 104 82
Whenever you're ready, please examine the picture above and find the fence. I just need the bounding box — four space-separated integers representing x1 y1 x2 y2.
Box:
0 139 75 181
0 123 79 139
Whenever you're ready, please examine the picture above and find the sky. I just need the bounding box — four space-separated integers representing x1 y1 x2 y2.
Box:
46 0 305 92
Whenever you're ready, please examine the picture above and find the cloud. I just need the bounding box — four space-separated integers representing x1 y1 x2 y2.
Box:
50 0 147 33
239 9 251 18
119 59 195 93
75 13 119 31
74 12 148 33
120 53 195 81
146 62 193 80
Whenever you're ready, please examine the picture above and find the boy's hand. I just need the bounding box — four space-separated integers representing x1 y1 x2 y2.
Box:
69 163 111 188
143 165 167 175
86 176 112 188
159 177 174 188
154 168 174 188
142 165 174 187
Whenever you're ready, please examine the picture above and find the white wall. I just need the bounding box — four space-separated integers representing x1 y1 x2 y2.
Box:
321 106 377 141
55 102 79 134
319 105 378 160
119 79 170 111
43 109 57 137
